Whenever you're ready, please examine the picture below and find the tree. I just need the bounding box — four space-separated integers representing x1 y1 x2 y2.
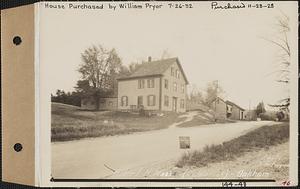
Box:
118 65 131 77
127 62 143 75
78 45 123 110
263 12 291 112
204 80 225 106
51 89 81 106
74 80 93 96
255 102 266 116
55 89 67 102
276 111 285 121
188 84 205 104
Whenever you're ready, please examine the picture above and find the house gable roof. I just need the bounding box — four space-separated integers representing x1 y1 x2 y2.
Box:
117 57 189 84
226 100 245 111
210 97 226 105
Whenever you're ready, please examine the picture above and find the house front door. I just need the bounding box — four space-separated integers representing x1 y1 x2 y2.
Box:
137 96 143 108
172 97 177 112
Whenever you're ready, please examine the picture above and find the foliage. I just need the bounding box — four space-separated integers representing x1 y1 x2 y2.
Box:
188 84 205 105
77 45 124 109
52 47 176 109
259 111 277 121
128 62 143 74
187 81 225 111
259 111 286 121
51 89 81 107
204 80 225 106
276 111 285 121
74 80 94 96
79 45 122 91
255 101 266 116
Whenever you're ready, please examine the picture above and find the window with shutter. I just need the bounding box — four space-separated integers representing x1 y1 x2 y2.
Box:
176 70 180 78
147 79 154 88
173 82 177 92
181 84 185 93
164 79 168 89
138 79 145 89
121 96 128 106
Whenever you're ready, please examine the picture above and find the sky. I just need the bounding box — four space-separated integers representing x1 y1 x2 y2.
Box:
39 1 297 110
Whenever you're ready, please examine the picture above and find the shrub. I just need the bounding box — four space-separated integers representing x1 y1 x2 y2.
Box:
259 112 277 121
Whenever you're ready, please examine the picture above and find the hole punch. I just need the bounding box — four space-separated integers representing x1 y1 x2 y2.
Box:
13 36 22 45
13 143 23 152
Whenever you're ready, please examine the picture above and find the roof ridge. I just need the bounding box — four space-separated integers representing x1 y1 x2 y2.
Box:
143 57 178 63
226 100 245 110
128 57 177 77
118 57 188 84
131 57 177 72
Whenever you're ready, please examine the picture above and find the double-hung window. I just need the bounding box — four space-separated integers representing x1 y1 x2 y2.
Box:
147 79 155 88
138 79 145 89
121 96 128 106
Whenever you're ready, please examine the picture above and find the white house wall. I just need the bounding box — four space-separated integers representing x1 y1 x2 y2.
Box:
161 62 187 113
117 77 160 111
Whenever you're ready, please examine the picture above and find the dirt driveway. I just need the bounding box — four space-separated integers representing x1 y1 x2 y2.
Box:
52 121 276 179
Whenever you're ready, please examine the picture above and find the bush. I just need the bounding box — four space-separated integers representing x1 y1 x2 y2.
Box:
259 112 277 121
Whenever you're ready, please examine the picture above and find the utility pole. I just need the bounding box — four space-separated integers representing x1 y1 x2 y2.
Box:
249 99 251 120
216 80 219 97
249 99 251 111
214 80 218 122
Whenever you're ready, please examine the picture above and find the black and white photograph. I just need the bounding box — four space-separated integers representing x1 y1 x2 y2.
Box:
33 1 298 187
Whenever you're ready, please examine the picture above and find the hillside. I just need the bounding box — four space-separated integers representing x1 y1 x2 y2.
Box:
51 102 181 142
178 104 234 127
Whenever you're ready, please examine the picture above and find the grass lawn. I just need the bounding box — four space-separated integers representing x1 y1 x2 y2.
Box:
176 122 289 168
51 102 182 142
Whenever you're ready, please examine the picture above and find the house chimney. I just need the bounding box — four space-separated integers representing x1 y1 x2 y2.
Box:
148 56 152 62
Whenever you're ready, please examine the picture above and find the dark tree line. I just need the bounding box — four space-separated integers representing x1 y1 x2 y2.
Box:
51 90 81 107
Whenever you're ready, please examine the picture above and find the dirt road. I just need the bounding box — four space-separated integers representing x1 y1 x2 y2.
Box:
52 121 276 179
110 142 289 181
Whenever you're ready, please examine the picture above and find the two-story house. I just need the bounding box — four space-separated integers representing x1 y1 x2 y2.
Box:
117 57 188 112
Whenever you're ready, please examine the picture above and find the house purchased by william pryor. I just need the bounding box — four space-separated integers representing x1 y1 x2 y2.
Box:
117 57 189 113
